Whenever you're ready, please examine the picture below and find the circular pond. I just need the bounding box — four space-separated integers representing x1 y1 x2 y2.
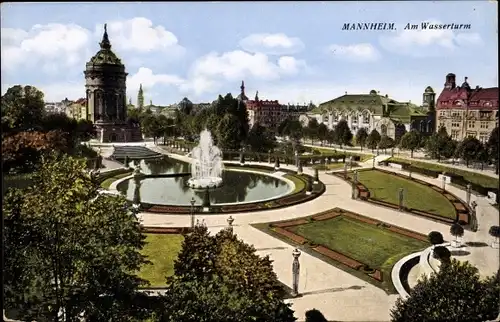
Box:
117 158 292 206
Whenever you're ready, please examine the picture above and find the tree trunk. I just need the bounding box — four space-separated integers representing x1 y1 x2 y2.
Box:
410 149 414 158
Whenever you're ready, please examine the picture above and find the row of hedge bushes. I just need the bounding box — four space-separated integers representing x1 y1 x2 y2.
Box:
381 158 499 201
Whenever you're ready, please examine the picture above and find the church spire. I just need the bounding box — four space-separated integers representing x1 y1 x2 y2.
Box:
99 23 111 50
255 90 259 101
137 84 144 109
240 80 245 95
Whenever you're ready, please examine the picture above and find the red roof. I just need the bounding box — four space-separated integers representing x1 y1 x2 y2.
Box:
73 98 87 105
437 86 498 110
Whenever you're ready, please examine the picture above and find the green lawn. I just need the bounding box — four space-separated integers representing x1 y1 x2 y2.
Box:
388 157 498 189
351 170 456 219
138 234 184 287
288 216 428 272
284 174 306 193
100 172 133 189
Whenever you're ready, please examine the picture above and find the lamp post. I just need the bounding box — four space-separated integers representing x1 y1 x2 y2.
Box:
442 175 446 191
349 156 353 170
227 215 234 232
295 150 299 168
190 197 196 229
372 156 376 169
291 248 301 297
408 162 412 179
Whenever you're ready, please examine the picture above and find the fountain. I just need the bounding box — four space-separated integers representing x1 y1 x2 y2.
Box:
187 129 224 189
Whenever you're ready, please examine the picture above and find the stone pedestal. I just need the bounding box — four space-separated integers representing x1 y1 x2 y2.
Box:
96 122 143 143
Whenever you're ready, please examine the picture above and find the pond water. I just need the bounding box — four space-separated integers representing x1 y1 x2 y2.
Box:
117 158 291 206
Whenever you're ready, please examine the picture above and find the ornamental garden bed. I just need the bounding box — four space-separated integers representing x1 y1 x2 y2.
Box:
253 207 429 293
381 157 499 201
332 169 469 227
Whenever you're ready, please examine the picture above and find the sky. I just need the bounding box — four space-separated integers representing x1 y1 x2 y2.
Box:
1 1 498 106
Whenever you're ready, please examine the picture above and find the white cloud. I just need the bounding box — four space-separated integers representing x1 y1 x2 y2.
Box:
239 33 305 55
127 67 186 94
327 43 380 62
379 19 483 57
1 23 92 72
99 17 185 56
180 50 307 96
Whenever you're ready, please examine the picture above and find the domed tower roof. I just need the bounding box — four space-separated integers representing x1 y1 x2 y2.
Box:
86 24 123 66
424 86 434 93
369 89 378 95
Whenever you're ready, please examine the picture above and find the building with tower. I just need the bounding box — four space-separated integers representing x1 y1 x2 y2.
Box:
436 73 498 142
237 81 310 129
84 24 142 142
304 88 435 141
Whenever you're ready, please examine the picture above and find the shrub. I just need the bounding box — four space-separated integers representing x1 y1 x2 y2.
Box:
433 246 451 263
428 231 444 245
305 309 328 322
450 223 464 238
489 226 500 238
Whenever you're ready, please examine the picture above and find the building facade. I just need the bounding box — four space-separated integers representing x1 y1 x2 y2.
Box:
84 24 142 142
436 73 498 143
237 81 310 129
303 88 436 141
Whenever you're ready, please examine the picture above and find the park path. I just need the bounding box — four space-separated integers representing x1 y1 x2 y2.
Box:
138 143 499 321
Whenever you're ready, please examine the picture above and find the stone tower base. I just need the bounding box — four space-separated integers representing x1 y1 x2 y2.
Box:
96 123 143 143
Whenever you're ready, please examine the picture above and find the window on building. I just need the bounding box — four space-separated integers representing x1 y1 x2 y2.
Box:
467 121 476 128
451 122 460 128
381 124 388 136
439 110 446 117
480 121 489 129
451 130 460 140
479 133 489 143
352 126 357 132
352 115 358 124
466 131 476 138
362 113 369 124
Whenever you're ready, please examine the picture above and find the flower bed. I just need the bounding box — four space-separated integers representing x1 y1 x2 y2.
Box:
335 169 470 227
254 207 430 293
272 227 307 245
272 219 311 228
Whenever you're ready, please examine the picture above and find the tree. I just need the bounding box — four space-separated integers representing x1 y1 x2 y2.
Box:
475 143 490 170
390 260 499 322
425 127 452 161
317 123 329 145
334 120 353 148
399 130 421 158
1 85 45 132
456 136 482 167
278 118 304 142
489 226 500 247
217 113 242 150
247 123 276 153
450 223 464 247
427 231 444 246
160 226 296 322
366 129 381 152
3 154 152 321
487 127 499 174
326 129 336 147
355 127 368 151
378 135 395 153
305 118 319 144
2 130 69 173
